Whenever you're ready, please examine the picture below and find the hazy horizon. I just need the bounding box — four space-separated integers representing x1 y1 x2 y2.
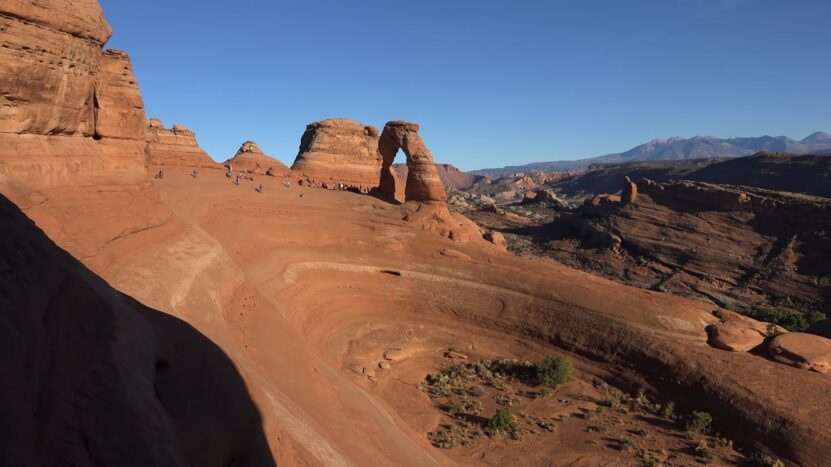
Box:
102 0 831 171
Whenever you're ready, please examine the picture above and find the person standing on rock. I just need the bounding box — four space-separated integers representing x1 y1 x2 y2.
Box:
256 184 263 194
234 174 241 186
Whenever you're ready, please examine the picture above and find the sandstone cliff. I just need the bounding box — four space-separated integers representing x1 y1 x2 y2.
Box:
290 118 382 190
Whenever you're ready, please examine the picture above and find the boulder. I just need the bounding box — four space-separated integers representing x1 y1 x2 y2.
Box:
484 231 507 251
705 310 779 352
290 118 382 191
769 333 831 373
706 322 766 352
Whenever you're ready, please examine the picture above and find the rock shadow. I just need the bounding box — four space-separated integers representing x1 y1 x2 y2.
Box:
0 194 275 467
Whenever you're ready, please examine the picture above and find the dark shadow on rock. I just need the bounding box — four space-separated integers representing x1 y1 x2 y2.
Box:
0 194 275 467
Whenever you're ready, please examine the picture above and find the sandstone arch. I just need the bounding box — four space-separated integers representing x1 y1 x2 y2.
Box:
378 121 446 203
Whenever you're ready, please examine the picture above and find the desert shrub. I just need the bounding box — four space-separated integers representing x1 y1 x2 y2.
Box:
601 388 624 408
427 424 463 449
694 440 713 462
614 436 635 452
447 398 482 418
487 408 517 436
734 305 825 332
748 450 785 467
684 411 712 435
536 356 572 388
661 401 675 419
469 385 486 397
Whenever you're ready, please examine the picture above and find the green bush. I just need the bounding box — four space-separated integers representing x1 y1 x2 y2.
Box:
684 411 712 435
536 356 572 388
487 408 517 435
734 305 825 332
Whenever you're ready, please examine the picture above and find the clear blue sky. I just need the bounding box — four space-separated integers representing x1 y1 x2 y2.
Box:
101 0 831 171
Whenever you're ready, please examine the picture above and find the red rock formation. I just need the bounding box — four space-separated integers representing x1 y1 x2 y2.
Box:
769 333 831 373
0 1 110 135
290 118 382 190
94 49 146 139
393 163 483 190
378 121 446 203
223 141 290 176
621 176 638 204
146 119 220 169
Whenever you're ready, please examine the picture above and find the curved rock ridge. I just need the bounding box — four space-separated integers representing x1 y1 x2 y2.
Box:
223 140 291 176
146 119 220 169
378 121 447 203
290 118 382 190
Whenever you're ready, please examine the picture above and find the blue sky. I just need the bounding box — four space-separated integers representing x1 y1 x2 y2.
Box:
101 0 831 171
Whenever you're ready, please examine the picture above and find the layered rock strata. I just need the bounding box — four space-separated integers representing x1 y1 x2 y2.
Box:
290 118 382 190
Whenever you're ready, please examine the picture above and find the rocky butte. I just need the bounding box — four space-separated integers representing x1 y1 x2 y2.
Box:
1 1 831 466
290 118 383 191
223 140 291 176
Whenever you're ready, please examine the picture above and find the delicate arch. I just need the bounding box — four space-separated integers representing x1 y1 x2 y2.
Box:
377 121 446 203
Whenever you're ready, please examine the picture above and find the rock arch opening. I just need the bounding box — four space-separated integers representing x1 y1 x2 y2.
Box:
378 121 446 203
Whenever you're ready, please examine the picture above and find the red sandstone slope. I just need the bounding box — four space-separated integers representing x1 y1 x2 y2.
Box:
2 1 831 466
0 193 274 467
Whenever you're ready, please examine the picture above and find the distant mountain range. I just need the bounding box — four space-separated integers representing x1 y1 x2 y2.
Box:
472 132 831 178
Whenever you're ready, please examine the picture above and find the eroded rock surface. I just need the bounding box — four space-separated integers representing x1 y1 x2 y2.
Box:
146 119 219 169
769 333 831 373
223 140 290 176
378 121 446 203
290 118 381 190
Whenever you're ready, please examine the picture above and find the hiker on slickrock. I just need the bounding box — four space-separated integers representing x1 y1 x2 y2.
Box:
255 184 264 194
155 170 164 180
191 170 198 179
234 174 241 186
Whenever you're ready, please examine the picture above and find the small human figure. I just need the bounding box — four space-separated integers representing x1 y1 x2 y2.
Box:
255 184 263 194
234 174 241 186
155 170 164 179
191 170 198 179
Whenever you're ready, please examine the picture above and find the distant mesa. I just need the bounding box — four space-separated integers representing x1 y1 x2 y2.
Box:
223 140 291 176
473 132 831 178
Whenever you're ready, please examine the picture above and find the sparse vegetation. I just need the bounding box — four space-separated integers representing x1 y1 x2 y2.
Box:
661 401 675 419
536 355 573 388
487 408 518 436
732 304 825 332
694 439 713 462
747 449 785 467
684 411 713 435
